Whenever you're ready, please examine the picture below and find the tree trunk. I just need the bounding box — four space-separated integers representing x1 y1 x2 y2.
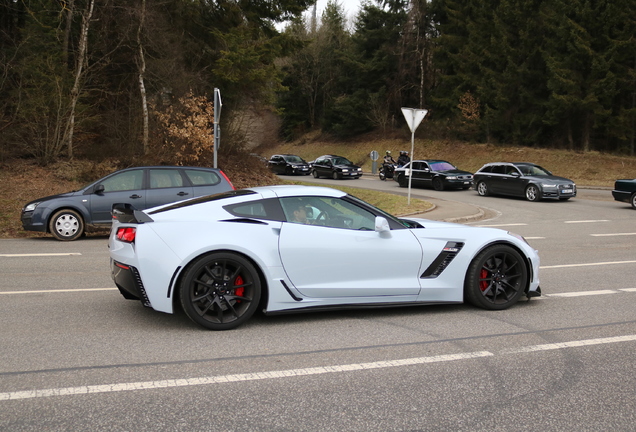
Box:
63 0 74 67
137 0 149 154
65 0 95 160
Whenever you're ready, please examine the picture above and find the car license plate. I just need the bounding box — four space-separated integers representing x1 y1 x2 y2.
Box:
561 189 572 194
464 181 470 184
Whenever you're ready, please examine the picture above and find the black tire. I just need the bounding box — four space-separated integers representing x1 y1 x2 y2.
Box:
432 177 444 191
631 193 636 209
332 171 340 180
525 184 540 202
49 209 84 241
379 170 386 181
179 252 261 330
397 175 407 188
464 244 528 310
476 181 489 196
312 170 319 178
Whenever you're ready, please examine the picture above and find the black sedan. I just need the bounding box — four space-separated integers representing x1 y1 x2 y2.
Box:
21 166 234 241
474 162 576 202
394 160 473 190
311 155 362 179
267 154 311 175
612 179 636 209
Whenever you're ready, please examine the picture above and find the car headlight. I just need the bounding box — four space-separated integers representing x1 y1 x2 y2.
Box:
342 169 349 173
542 184 556 188
357 168 362 172
446 176 457 180
507 231 529 245
24 202 40 212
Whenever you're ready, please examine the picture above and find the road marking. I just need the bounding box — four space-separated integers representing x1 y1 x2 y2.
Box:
541 260 636 269
0 288 117 295
564 220 610 223
477 223 527 227
3 333 636 401
502 335 636 354
0 351 494 401
0 253 82 257
548 290 616 297
590 233 636 237
619 288 636 292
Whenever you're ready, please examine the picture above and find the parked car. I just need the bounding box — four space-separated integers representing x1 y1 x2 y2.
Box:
110 185 541 330
473 162 576 202
311 155 362 179
612 179 636 209
268 154 311 175
394 160 473 190
21 166 234 241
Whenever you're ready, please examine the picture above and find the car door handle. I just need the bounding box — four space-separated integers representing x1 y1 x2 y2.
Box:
130 194 142 199
177 191 189 196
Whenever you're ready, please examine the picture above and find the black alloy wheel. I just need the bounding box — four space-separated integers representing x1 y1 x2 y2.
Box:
49 209 84 241
432 177 444 191
464 245 528 310
180 252 261 330
525 184 540 202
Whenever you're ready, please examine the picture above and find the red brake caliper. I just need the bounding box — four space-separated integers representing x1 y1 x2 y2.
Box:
234 275 244 301
479 269 489 292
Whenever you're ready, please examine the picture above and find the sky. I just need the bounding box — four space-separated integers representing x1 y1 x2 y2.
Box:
307 0 363 25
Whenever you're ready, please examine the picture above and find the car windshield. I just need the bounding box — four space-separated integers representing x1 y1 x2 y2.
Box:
285 156 304 163
332 157 352 165
429 161 455 171
518 165 550 176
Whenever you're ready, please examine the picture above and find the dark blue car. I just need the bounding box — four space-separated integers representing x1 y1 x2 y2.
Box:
21 166 234 240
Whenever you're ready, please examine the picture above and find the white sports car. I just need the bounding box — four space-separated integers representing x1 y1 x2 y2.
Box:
109 185 541 330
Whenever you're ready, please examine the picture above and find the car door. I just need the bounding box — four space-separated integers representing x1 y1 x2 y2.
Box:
89 168 146 224
488 165 508 194
269 156 283 173
502 166 525 196
413 161 433 186
278 196 424 298
145 168 194 209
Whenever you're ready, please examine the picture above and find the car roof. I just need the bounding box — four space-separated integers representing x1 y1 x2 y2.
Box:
246 185 346 199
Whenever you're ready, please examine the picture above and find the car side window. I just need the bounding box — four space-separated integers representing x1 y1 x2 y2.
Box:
184 169 220 186
149 169 185 189
100 170 143 192
479 166 492 173
223 198 285 221
491 165 506 174
280 196 376 230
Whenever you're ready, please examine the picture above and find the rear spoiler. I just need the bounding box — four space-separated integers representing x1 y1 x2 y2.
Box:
112 203 154 224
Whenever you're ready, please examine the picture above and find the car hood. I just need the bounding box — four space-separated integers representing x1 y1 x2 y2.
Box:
440 169 472 176
525 175 573 184
334 164 360 169
24 191 79 206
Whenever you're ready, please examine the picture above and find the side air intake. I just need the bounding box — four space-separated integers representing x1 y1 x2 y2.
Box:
421 242 464 278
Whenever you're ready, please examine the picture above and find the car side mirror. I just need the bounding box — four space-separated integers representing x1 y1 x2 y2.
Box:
94 184 105 194
375 216 390 233
423 168 430 172
510 172 520 177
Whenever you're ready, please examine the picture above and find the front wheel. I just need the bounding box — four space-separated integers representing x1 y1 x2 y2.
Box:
464 245 528 310
179 252 261 330
525 184 540 202
49 209 84 241
432 177 444 191
332 171 340 180
476 181 489 196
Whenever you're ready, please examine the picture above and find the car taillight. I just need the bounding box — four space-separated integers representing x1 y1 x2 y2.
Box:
116 227 136 242
219 170 236 190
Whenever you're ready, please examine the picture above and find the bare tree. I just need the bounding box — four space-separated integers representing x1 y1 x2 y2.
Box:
137 0 149 154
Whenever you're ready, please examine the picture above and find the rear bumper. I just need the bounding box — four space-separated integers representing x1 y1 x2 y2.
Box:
612 190 632 203
111 259 151 307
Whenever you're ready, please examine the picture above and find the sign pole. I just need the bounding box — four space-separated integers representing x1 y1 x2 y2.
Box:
400 108 428 204
213 88 222 169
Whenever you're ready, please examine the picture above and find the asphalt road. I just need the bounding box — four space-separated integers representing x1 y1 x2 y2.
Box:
1 177 635 431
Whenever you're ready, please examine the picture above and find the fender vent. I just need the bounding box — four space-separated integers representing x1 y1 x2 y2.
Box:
421 242 464 278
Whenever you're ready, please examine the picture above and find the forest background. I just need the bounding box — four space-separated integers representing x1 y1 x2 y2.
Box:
1 0 636 168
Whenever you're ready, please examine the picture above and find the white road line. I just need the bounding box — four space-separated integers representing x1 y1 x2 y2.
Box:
502 335 636 354
564 220 610 223
4 333 636 401
619 288 636 292
0 288 117 295
0 253 82 257
590 233 636 237
477 223 527 227
548 290 616 297
541 260 636 269
0 351 494 401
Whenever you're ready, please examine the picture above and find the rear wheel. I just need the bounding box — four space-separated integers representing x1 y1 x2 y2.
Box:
465 245 528 310
631 193 636 209
49 209 84 241
379 169 386 181
525 184 540 202
432 177 444 191
476 181 489 196
180 252 261 330
397 175 407 188
312 170 319 178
